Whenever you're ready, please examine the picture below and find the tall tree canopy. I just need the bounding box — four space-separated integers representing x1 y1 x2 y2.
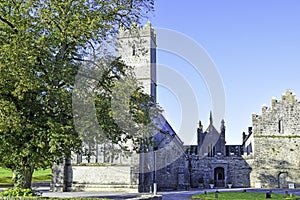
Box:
0 0 155 189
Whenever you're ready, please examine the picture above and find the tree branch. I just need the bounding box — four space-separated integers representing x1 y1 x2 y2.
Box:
0 16 18 33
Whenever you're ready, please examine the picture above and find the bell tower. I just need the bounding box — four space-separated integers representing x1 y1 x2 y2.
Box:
118 21 157 192
118 21 157 102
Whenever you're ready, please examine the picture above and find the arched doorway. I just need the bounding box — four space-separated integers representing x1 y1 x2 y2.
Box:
214 167 225 187
278 172 288 188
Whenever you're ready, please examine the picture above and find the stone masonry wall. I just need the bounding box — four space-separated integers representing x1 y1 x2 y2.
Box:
251 137 300 188
249 90 300 188
71 165 138 192
153 133 188 191
189 156 251 188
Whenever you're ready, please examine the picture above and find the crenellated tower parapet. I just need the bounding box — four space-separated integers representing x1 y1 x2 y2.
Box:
119 21 156 42
252 89 300 137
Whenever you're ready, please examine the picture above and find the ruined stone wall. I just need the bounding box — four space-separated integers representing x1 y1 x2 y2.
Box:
249 90 300 188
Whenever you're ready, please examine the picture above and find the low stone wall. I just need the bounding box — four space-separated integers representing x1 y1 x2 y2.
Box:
71 165 138 192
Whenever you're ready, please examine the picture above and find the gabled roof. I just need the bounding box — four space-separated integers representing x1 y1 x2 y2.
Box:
204 111 221 135
205 123 220 135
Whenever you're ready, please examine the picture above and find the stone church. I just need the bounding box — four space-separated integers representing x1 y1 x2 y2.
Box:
51 23 299 192
51 22 189 192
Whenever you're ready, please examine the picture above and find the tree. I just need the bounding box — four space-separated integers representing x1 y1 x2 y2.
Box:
0 0 154 189
73 57 161 160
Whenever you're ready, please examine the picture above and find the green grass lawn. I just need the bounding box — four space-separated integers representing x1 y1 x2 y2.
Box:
0 167 51 185
191 191 300 200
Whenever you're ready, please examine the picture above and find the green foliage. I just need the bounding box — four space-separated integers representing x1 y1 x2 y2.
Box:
0 167 51 185
0 188 34 197
73 56 162 156
191 192 300 200
0 0 154 188
94 65 161 152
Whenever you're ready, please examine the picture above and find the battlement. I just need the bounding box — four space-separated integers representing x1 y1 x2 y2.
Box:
119 21 156 43
281 89 297 102
252 89 299 122
251 89 300 137
272 89 298 106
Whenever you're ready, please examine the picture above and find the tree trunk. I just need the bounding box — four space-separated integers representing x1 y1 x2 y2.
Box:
13 166 34 189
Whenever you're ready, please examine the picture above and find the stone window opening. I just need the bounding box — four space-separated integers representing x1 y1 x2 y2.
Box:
278 119 283 133
132 44 136 56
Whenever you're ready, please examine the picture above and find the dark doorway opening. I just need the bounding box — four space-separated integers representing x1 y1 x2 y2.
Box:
278 172 288 188
214 167 225 187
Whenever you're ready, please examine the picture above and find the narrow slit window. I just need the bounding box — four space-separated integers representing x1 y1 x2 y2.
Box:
278 119 283 133
132 44 136 56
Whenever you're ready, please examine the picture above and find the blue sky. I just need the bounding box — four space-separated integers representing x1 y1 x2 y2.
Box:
148 1 300 144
